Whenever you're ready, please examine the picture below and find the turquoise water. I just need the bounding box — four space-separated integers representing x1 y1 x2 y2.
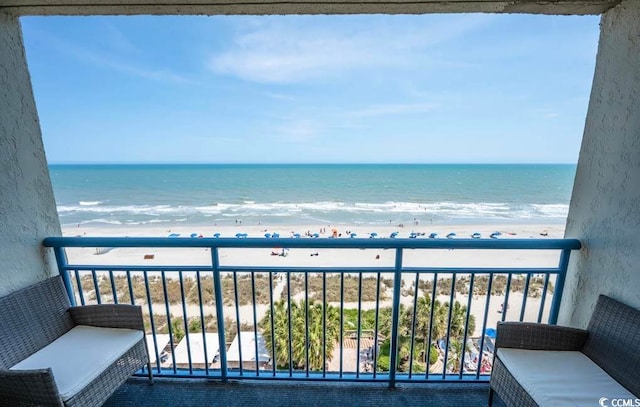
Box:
49 164 575 226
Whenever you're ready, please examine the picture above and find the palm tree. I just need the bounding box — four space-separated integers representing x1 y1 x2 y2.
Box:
447 300 476 341
446 339 464 373
413 294 434 349
429 298 449 344
260 300 291 369
260 299 340 371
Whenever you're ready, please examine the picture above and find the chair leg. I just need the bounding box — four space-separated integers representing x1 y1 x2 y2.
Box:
147 361 154 385
488 387 494 406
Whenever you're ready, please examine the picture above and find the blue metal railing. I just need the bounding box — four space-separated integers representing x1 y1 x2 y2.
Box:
43 236 580 386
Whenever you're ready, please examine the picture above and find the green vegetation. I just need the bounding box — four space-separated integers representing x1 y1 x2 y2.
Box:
82 272 276 306
144 313 251 345
376 337 438 373
417 274 553 297
260 300 340 371
282 274 390 302
375 293 475 373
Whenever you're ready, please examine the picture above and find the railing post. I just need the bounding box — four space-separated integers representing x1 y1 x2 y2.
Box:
211 247 228 382
54 247 76 306
388 248 403 388
548 249 571 324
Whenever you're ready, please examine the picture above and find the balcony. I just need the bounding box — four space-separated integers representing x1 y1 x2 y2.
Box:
44 235 580 392
104 377 495 406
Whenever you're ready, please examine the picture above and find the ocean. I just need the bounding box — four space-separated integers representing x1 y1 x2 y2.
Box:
49 164 575 227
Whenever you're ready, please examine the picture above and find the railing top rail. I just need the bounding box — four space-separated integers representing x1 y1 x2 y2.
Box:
43 236 581 250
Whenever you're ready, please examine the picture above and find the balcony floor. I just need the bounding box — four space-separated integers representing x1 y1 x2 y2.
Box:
105 378 501 406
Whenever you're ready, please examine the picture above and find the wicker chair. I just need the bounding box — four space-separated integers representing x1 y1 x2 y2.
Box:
0 275 152 406
489 295 640 406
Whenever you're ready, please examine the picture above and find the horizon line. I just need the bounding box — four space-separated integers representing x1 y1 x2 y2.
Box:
48 162 578 166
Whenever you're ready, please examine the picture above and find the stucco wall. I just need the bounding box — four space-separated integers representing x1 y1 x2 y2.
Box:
560 0 640 327
0 12 61 297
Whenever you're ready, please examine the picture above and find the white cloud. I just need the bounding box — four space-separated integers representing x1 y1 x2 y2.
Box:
208 15 493 84
210 28 379 83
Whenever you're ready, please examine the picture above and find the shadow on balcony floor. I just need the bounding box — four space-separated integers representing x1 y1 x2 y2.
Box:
105 378 503 407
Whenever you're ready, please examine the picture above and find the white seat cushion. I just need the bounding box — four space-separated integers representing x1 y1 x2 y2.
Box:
11 325 143 401
497 349 636 407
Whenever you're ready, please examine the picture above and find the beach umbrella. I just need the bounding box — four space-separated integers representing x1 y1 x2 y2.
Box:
369 232 378 238
446 232 456 239
312 233 320 238
242 233 248 238
409 232 418 239
350 233 357 238
168 233 180 238
264 233 271 238
389 232 398 238
235 233 243 238
429 233 438 239
490 231 501 239
293 233 301 238
272 233 280 238
213 233 220 238
471 232 481 239
485 328 497 339
190 233 198 238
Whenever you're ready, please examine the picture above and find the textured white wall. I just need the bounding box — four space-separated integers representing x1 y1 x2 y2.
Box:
560 0 640 327
0 12 61 297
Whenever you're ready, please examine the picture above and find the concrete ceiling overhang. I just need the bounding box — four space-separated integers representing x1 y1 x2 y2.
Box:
0 0 622 16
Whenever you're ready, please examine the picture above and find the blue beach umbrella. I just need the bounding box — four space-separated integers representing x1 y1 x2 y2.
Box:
264 233 271 238
235 233 243 238
409 232 418 239
312 233 320 238
168 233 180 238
190 233 198 238
471 232 481 239
369 232 378 238
272 233 280 238
446 232 456 239
429 233 438 239
389 232 398 238
485 328 497 339
490 231 501 239
350 233 357 238
213 233 221 238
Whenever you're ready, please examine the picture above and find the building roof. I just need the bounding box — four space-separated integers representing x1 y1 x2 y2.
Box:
226 331 270 363
173 333 220 365
146 333 171 364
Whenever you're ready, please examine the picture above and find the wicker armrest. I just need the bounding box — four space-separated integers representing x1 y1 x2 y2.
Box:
0 368 64 406
69 304 145 331
496 322 588 351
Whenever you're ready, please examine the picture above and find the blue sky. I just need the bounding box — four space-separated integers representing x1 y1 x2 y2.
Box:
21 14 599 164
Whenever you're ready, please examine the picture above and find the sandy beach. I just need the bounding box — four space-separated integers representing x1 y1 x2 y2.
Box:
62 222 564 267
61 222 563 336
